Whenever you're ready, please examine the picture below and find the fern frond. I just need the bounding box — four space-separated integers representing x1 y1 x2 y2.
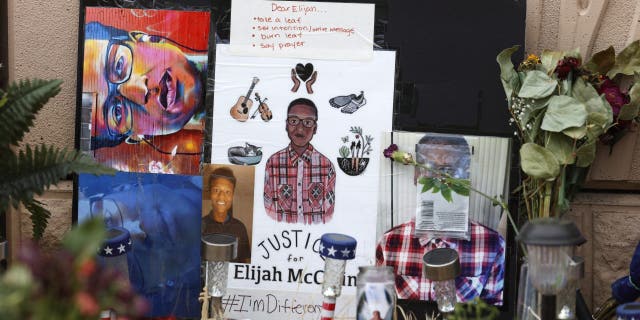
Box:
0 144 115 238
0 79 62 147
23 198 50 240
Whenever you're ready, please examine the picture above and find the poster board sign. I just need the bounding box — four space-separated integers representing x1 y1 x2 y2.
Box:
79 7 211 175
210 43 395 319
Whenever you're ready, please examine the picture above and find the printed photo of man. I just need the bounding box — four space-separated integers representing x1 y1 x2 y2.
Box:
202 165 254 263
263 98 336 224
376 134 506 305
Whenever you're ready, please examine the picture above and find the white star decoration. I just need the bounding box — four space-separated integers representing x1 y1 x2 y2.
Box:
117 244 126 253
327 246 337 257
341 248 351 257
104 246 113 255
319 242 325 253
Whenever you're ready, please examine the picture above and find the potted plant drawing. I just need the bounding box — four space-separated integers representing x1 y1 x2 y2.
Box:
337 127 373 176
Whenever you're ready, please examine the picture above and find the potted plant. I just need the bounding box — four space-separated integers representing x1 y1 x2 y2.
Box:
0 78 114 241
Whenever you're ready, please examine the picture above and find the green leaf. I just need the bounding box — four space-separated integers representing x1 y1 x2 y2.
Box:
562 126 587 139
440 184 453 202
585 112 610 139
518 70 558 98
546 132 576 164
540 50 564 74
576 141 596 167
585 46 616 75
497 46 521 103
62 218 106 259
419 176 436 193
618 82 640 120
608 40 640 77
447 178 471 197
0 79 62 147
572 77 600 103
0 144 115 238
541 95 588 132
520 143 560 180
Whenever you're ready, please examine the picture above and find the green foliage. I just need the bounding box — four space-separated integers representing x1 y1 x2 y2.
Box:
339 145 350 158
447 298 500 320
0 218 147 319
0 79 115 239
495 42 640 218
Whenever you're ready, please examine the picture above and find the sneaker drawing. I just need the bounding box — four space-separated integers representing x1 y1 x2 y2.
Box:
340 92 366 114
329 93 357 108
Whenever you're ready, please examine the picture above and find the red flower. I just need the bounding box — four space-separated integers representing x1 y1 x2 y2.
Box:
597 78 630 117
555 57 581 79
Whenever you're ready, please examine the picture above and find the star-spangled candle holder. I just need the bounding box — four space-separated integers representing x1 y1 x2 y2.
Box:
319 233 357 320
97 227 132 320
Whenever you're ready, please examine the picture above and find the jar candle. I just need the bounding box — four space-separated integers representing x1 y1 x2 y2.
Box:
356 266 396 320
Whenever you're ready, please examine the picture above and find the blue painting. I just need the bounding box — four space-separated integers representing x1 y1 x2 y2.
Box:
78 172 202 318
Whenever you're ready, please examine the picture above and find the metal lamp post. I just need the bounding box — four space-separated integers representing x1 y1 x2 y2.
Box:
517 218 586 320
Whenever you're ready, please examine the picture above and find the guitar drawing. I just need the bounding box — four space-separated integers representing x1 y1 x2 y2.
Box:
230 77 260 122
252 92 273 121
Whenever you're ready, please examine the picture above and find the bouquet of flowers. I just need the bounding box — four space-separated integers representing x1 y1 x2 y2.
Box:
0 219 148 320
497 41 640 219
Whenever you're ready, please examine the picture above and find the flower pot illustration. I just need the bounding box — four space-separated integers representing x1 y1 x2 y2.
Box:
337 157 369 176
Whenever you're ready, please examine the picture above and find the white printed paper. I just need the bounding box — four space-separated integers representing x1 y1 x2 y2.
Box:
230 0 375 60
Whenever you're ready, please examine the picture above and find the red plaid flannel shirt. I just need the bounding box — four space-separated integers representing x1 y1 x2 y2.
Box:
263 144 336 224
376 219 505 305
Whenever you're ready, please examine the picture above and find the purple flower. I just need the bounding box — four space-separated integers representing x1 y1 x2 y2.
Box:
383 144 398 159
598 78 630 117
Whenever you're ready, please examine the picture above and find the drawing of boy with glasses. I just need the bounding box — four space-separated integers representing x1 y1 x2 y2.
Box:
263 98 336 224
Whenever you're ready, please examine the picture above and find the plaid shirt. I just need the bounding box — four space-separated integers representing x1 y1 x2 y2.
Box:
263 144 336 224
376 219 505 305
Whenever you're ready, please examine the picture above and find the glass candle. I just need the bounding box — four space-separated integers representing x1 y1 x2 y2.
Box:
356 266 396 320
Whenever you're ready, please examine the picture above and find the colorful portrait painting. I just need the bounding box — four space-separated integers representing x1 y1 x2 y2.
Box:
77 172 202 318
81 8 210 175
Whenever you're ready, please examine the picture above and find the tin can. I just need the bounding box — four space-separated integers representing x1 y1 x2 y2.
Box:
356 266 396 320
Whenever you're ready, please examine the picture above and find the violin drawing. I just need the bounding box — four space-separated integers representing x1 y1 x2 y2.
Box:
230 77 259 122
252 92 272 122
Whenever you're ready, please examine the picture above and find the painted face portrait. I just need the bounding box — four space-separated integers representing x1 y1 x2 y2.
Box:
84 24 203 143
286 103 317 149
210 177 235 217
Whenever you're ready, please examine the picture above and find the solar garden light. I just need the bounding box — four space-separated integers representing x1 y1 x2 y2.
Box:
201 233 237 320
556 256 584 319
422 248 461 315
517 218 586 320
97 227 132 320
319 233 357 320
